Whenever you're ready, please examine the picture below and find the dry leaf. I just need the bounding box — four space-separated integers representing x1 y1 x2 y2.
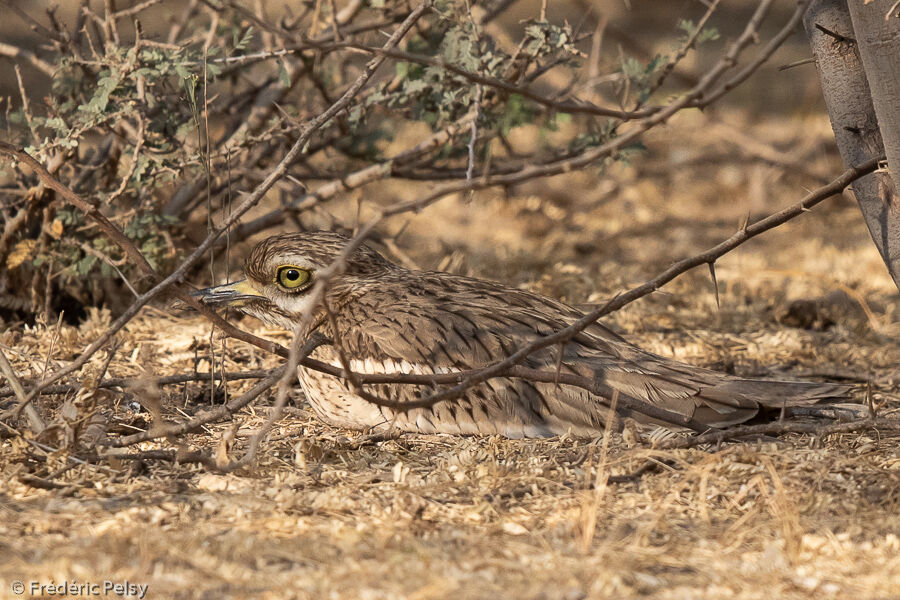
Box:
215 422 239 468
502 522 529 535
49 219 64 239
6 239 37 269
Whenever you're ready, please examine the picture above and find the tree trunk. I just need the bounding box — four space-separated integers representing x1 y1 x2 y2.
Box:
847 0 900 193
804 0 900 291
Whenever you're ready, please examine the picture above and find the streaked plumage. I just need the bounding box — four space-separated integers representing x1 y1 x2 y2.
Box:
194 231 851 438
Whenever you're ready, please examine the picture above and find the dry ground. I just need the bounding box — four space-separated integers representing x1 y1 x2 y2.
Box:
3 106 900 599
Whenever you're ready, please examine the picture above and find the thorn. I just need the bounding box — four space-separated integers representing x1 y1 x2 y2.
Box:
554 342 565 390
285 174 308 192
814 23 856 44
707 261 720 309
777 57 816 71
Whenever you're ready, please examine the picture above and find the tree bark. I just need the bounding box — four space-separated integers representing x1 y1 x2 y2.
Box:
846 0 900 193
804 0 900 291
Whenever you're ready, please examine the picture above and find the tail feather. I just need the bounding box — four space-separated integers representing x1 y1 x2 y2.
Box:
687 379 853 427
579 348 855 429
700 379 853 408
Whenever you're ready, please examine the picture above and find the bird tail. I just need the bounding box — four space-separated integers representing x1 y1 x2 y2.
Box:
699 378 852 407
692 378 854 427
579 348 856 428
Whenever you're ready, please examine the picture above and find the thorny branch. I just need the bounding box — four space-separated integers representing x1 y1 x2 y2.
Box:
106 366 288 448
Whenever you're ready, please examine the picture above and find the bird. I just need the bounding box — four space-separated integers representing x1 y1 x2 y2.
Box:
193 231 852 438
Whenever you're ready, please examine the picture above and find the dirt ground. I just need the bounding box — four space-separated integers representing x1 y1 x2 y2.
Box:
3 69 900 600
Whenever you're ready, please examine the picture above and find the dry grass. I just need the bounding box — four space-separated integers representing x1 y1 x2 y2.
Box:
2 108 900 600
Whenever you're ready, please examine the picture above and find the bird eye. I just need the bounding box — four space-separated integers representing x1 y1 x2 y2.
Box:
276 265 310 289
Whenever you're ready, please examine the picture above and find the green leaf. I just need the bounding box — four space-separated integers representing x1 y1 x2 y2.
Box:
45 117 69 134
233 26 254 51
174 63 192 80
80 74 121 114
677 18 719 44
499 94 533 134
76 255 98 276
678 19 696 35
278 62 291 87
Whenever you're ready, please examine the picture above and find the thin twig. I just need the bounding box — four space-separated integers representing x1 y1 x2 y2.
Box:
104 366 287 447
0 345 45 433
14 64 38 144
641 0 721 104
0 368 279 400
0 42 56 76
213 334 329 471
232 109 478 240
107 114 146 203
111 0 163 20
694 0 811 108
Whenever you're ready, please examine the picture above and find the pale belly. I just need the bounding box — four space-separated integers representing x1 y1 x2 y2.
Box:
294 347 602 438
296 359 389 430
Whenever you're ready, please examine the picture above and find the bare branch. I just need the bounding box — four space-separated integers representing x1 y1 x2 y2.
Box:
0 345 45 433
0 42 56 76
105 367 287 448
0 368 279 400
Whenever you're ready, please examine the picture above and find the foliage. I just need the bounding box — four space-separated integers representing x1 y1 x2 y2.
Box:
0 0 724 320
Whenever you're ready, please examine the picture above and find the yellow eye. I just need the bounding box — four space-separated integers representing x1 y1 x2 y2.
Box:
276 265 310 289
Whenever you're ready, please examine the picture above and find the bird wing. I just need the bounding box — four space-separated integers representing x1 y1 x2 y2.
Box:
328 273 621 434
330 272 847 430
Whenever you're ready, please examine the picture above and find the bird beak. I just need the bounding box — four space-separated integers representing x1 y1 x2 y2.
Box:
192 279 264 307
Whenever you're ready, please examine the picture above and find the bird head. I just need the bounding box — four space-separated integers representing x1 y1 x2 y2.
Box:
192 231 393 330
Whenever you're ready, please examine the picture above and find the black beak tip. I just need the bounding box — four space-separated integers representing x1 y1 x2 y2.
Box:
170 287 218 312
